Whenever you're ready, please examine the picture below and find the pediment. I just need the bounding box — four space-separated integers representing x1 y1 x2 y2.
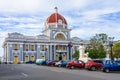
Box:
8 32 24 38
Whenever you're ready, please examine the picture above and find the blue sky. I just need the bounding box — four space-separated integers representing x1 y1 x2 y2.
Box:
0 0 120 57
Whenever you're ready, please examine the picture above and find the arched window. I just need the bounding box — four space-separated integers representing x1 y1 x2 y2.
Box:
55 33 65 40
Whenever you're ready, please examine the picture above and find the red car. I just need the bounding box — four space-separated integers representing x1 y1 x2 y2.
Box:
47 60 58 66
66 60 85 69
85 59 103 71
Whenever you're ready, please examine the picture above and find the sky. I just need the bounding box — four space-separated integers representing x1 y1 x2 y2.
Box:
0 0 120 57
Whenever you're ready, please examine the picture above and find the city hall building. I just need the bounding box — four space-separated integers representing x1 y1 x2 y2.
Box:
3 7 88 64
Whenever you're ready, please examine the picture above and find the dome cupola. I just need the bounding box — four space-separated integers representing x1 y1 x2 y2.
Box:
45 7 67 28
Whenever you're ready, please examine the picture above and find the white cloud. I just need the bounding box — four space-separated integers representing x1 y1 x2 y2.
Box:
82 8 120 20
0 0 41 13
0 0 120 57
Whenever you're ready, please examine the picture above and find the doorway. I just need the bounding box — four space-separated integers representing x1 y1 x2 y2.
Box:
59 53 62 60
31 56 35 61
25 56 29 62
63 55 66 61
14 56 18 64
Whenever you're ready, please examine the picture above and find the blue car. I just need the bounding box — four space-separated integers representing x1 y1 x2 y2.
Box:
103 60 120 73
59 60 70 67
36 59 46 65
26 60 36 64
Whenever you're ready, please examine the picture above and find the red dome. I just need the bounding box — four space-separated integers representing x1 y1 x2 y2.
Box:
45 7 67 25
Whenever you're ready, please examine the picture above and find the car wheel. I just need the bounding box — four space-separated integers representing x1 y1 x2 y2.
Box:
90 66 96 71
71 66 74 69
58 65 61 67
104 68 110 73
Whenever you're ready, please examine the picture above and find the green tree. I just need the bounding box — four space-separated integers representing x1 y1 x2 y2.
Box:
72 50 79 58
113 42 120 58
85 34 106 59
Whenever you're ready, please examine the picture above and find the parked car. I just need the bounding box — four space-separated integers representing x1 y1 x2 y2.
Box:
60 60 70 67
46 60 58 66
55 60 63 67
102 60 120 73
85 59 103 71
36 59 46 65
26 60 36 64
66 60 85 69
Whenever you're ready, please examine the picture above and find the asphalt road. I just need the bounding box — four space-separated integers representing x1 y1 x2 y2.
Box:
0 64 120 80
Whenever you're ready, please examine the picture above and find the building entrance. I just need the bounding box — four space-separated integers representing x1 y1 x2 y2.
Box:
31 56 35 61
58 52 62 60
25 56 29 62
14 56 18 64
63 55 66 61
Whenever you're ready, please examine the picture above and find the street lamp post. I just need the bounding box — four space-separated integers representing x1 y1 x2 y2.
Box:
109 37 114 60
68 42 72 60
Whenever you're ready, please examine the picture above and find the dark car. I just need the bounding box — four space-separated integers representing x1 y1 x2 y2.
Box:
85 59 103 71
66 60 85 69
103 60 120 73
26 60 36 64
46 60 58 66
60 60 70 67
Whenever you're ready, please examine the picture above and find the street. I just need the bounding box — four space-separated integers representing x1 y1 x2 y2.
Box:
0 64 120 80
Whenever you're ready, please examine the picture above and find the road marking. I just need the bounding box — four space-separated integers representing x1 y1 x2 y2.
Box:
21 73 28 77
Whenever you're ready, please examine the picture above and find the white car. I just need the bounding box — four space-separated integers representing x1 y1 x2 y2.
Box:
55 60 63 67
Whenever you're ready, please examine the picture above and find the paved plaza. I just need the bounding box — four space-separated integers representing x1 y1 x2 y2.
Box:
0 64 120 80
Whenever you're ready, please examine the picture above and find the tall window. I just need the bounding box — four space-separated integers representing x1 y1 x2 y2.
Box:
25 44 28 51
63 46 67 50
14 44 18 50
56 45 63 50
31 45 35 51
41 45 45 51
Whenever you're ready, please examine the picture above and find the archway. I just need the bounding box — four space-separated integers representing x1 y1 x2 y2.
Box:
55 33 66 40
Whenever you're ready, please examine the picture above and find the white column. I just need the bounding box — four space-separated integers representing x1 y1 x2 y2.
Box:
7 44 10 63
71 47 73 60
7 43 9 63
45 45 48 60
37 45 40 59
67 47 69 60
54 45 56 60
50 45 52 60
20 44 23 63
47 45 50 60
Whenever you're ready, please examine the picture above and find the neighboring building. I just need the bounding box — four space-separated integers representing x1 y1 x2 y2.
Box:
2 7 88 64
